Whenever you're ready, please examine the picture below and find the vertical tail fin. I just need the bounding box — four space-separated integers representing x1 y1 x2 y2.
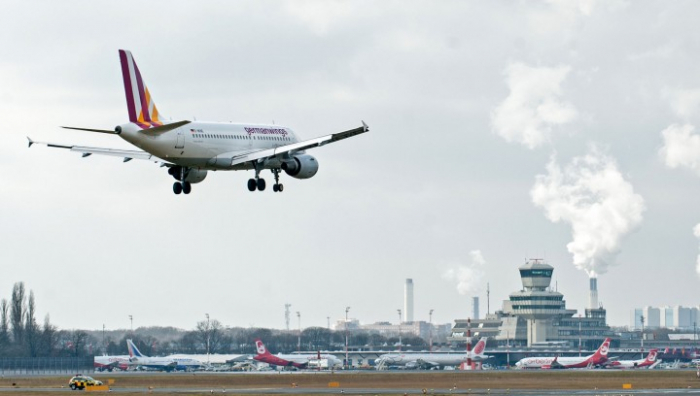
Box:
118 50 164 129
126 339 144 358
592 337 611 362
254 338 272 357
646 349 658 363
472 337 487 355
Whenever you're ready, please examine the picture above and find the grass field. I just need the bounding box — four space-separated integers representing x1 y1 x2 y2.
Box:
0 371 699 394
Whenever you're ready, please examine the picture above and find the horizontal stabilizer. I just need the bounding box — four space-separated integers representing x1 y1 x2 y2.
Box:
139 120 191 136
61 126 119 134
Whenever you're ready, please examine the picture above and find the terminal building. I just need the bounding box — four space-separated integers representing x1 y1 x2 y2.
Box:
449 259 617 350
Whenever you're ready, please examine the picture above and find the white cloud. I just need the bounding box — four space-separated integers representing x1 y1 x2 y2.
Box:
665 88 700 119
659 123 700 175
531 147 645 276
491 62 577 149
443 250 486 296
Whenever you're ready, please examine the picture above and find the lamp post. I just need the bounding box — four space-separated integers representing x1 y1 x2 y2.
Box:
578 314 582 357
102 324 106 354
345 306 350 369
429 309 434 353
205 313 210 365
129 315 133 332
296 311 301 352
640 314 645 359
506 330 510 368
397 309 402 352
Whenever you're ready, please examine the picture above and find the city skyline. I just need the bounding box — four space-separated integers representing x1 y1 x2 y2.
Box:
3 1 700 330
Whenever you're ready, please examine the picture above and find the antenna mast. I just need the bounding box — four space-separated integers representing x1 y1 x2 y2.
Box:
285 304 291 331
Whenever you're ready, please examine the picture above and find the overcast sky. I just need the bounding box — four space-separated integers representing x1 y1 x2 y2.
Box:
2 1 700 332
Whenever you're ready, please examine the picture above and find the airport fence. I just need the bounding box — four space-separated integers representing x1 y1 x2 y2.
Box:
0 357 93 375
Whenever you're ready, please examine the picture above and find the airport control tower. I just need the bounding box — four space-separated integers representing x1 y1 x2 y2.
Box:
509 259 567 346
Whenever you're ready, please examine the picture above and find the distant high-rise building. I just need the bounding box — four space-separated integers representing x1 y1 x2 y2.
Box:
643 306 661 329
632 308 644 330
472 296 480 320
404 278 414 323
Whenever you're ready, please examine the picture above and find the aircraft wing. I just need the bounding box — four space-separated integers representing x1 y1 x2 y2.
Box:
27 137 160 163
415 358 440 368
229 121 369 167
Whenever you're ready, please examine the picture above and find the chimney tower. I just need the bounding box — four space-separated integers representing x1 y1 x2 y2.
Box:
404 279 414 322
589 277 598 309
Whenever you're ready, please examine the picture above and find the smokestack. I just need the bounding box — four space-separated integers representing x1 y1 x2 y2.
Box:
472 296 480 320
589 277 598 309
404 279 414 322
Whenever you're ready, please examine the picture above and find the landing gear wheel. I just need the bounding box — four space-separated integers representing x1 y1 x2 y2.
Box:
273 184 279 192
247 179 257 192
173 182 183 195
257 178 266 191
182 182 191 194
278 184 284 192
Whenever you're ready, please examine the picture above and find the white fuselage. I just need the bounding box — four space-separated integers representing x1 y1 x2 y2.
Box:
130 355 203 370
378 352 489 368
276 353 342 366
515 355 593 369
119 121 301 170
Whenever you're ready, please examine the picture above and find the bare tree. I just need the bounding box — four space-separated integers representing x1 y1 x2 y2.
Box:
25 291 39 356
40 314 57 356
0 299 9 351
10 282 26 345
196 318 226 354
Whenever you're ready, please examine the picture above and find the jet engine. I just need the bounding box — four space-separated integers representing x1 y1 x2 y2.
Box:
167 166 208 183
281 154 319 179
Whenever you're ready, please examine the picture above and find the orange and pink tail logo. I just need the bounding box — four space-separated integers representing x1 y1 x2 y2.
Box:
119 49 163 129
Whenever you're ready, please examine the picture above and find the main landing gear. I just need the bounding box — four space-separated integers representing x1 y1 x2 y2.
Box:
169 166 192 195
248 168 283 192
173 181 191 195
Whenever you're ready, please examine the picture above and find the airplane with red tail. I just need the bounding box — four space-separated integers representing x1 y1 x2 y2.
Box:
515 338 611 369
252 339 341 369
605 349 660 369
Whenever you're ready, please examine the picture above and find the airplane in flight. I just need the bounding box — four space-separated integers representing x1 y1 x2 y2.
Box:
127 339 203 371
375 337 491 369
604 349 660 369
28 49 369 195
252 338 342 369
515 338 611 369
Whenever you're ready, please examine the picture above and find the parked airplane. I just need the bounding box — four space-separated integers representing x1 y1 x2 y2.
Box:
94 355 129 371
127 339 203 371
376 337 491 369
27 49 369 195
515 338 611 369
252 338 342 369
605 349 660 369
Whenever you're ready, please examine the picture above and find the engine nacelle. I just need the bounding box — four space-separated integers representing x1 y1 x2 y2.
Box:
281 154 319 179
168 166 208 183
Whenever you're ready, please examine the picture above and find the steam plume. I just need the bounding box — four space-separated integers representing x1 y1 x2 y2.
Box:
491 62 577 149
530 147 645 276
443 250 486 295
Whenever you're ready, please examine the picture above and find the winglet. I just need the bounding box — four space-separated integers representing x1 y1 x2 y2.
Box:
362 120 369 132
27 137 34 148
